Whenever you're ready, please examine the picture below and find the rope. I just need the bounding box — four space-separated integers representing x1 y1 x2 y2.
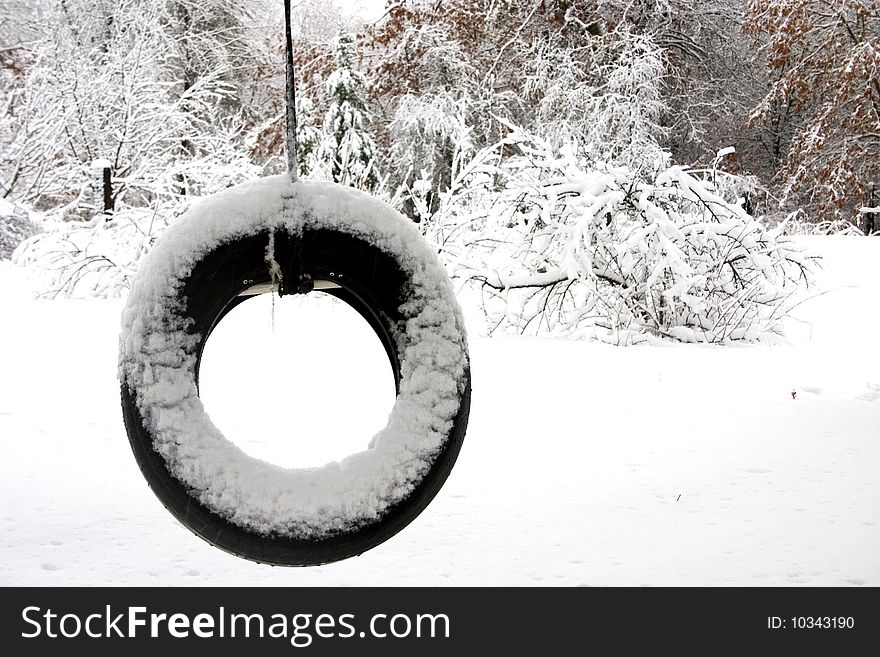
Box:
273 1 312 297
284 0 298 181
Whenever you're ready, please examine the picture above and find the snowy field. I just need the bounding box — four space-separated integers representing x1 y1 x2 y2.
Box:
1 235 878 586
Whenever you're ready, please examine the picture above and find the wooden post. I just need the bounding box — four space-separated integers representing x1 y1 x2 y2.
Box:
102 166 113 214
865 183 876 236
91 159 114 218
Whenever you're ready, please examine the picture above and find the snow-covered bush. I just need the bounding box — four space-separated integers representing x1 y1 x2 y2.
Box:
424 125 818 343
774 210 866 237
0 198 42 260
389 93 473 220
12 206 175 298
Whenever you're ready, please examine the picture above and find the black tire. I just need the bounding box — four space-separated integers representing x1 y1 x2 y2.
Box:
121 225 470 566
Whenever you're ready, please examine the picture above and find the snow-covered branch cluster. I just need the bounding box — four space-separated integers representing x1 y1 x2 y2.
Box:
12 205 175 298
526 28 669 168
0 198 41 260
1 0 268 213
425 126 818 343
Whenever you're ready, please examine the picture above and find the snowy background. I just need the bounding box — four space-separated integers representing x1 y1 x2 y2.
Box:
1 0 878 585
1 234 877 586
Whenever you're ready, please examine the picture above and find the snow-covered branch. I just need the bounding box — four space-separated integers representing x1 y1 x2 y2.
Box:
424 125 819 343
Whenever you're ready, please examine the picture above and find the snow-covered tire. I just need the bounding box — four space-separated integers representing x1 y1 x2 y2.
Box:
119 177 470 566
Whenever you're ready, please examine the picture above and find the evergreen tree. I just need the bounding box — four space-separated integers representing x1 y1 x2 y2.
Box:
296 95 323 178
321 31 378 190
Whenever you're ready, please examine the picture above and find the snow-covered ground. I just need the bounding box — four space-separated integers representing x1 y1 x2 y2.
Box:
1 236 877 586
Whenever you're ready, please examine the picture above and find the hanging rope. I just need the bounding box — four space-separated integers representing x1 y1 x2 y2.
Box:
284 0 298 181
267 0 311 299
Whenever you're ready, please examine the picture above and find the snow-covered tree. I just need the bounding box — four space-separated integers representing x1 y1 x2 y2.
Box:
0 2 62 203
388 92 473 220
365 1 602 212
321 31 378 190
594 1 771 176
381 20 478 218
526 27 669 169
745 0 880 222
294 95 325 178
0 0 272 212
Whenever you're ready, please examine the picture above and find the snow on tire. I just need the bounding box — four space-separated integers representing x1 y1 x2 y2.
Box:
118 176 470 565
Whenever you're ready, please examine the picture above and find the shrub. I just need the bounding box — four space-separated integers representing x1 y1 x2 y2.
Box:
423 126 818 343
0 198 42 260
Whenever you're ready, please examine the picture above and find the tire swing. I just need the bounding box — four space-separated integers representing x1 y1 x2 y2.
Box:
118 3 470 567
